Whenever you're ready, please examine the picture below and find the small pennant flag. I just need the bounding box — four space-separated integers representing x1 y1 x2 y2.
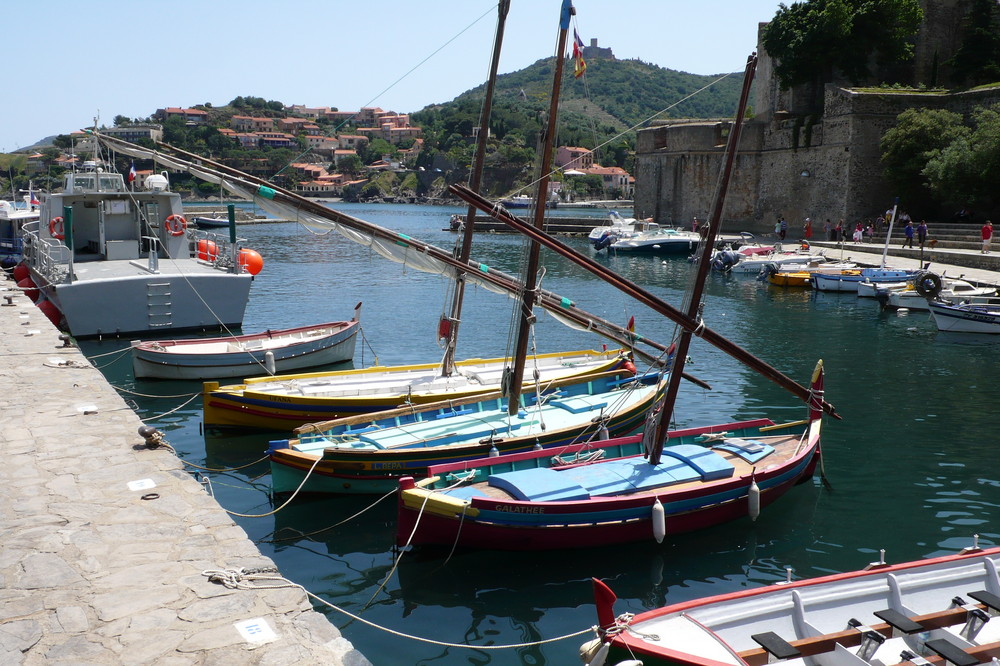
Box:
627 315 635 332
128 162 136 183
573 29 587 78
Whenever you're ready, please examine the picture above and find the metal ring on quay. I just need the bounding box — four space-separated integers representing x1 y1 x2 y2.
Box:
140 492 160 501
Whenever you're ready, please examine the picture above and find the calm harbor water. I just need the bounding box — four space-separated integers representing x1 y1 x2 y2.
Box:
81 203 1000 665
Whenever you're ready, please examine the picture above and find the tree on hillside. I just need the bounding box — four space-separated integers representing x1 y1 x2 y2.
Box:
923 104 1000 213
880 107 968 214
948 0 1000 86
762 0 923 90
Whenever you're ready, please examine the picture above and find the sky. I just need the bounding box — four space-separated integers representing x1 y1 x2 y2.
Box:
3 0 786 152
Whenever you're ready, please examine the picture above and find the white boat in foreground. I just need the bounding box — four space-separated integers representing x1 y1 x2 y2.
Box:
132 309 360 380
585 538 1000 666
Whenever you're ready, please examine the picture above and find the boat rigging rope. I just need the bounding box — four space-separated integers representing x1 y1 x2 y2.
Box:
262 489 398 543
201 566 593 651
140 393 201 422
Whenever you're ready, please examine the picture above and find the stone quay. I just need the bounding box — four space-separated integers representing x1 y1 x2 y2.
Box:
0 282 369 664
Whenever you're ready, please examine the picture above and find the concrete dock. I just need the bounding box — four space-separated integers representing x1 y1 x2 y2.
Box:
0 284 368 663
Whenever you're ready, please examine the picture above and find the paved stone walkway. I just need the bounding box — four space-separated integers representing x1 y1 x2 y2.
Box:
0 281 369 664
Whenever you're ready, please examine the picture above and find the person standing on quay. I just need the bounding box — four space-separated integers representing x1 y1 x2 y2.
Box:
982 220 993 254
917 220 928 247
779 216 788 240
803 217 813 240
902 220 915 248
824 219 831 240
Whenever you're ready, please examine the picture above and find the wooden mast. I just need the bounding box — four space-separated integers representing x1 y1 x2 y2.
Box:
440 0 511 377
505 0 574 417
646 53 758 464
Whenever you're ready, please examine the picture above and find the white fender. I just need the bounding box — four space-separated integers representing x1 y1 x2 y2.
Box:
587 641 610 666
652 499 666 543
579 638 605 665
748 478 761 521
264 350 276 375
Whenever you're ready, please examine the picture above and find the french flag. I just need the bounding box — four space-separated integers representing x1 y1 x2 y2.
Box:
128 162 136 183
29 190 39 206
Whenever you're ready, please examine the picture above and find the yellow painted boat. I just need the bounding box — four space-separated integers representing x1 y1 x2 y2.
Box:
767 270 813 287
202 348 630 431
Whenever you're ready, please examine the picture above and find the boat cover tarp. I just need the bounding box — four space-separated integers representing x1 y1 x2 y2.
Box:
488 444 734 500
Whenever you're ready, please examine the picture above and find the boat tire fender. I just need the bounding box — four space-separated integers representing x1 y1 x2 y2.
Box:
49 216 65 240
915 271 943 298
165 214 188 237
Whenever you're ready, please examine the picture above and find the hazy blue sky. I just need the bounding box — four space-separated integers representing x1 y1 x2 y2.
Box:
4 0 785 151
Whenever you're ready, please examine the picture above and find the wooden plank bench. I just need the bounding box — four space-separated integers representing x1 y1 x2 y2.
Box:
738 605 992 666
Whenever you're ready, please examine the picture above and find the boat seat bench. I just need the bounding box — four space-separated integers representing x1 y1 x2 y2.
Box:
751 631 801 662
738 604 997 666
923 638 979 666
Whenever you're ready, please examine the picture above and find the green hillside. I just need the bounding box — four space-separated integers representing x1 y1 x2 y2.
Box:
409 55 742 197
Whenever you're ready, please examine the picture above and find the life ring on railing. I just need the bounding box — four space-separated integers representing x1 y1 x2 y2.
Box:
164 214 188 237
49 216 65 240
914 271 943 298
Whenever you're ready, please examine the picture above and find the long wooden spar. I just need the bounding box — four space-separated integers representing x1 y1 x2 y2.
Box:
94 132 709 386
449 183 840 420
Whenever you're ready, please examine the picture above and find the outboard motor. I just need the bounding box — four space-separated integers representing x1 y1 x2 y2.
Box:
758 262 780 282
593 230 615 251
712 249 740 272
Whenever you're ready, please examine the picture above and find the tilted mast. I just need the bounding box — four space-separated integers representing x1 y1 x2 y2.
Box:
440 0 511 377
504 0 574 417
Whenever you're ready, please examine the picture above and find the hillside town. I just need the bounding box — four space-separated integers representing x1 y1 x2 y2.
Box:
18 102 633 204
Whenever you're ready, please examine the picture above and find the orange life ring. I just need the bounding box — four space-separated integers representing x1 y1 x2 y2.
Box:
49 216 65 240
164 214 188 237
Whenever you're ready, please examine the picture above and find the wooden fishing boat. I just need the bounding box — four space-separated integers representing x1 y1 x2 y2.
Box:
395 361 822 550
131 311 360 380
202 348 632 430
582 538 1000 666
404 52 839 553
268 369 662 494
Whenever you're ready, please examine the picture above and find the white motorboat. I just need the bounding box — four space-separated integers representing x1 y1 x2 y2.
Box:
588 210 643 246
928 299 1000 332
20 146 254 338
719 243 828 274
0 195 39 267
885 276 998 311
606 221 704 254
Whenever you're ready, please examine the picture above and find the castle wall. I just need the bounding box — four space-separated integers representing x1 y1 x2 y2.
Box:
636 84 1000 234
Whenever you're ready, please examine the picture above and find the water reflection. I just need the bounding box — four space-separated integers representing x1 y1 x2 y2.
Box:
79 204 1000 665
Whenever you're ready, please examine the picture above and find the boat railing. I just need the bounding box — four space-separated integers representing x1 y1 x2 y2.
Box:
189 230 245 272
21 224 71 283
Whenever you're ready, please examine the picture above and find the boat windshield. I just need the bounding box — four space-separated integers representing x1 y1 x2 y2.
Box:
64 172 126 194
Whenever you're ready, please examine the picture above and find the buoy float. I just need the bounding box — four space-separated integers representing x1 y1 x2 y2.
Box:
12 262 29 282
17 277 39 302
748 476 761 521
48 216 65 240
264 350 276 375
196 239 218 261
651 499 666 543
238 248 264 275
164 214 188 237
37 299 61 327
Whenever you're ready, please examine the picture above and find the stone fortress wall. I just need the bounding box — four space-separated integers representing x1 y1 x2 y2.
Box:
634 0 1000 234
